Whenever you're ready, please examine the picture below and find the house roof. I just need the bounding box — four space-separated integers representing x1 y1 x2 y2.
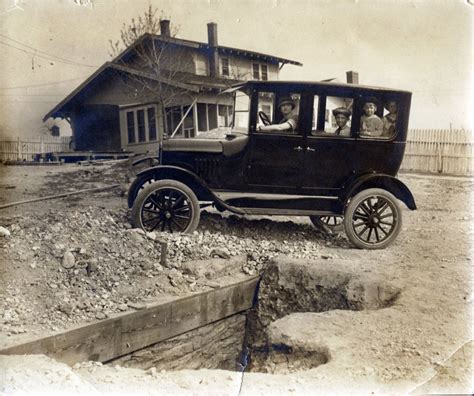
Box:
43 62 203 121
44 33 302 120
114 33 303 67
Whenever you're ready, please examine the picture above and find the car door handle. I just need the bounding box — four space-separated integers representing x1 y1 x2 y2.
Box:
293 146 303 151
307 147 315 152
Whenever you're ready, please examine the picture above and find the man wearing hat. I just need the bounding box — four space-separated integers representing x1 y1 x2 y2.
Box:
360 98 383 137
258 96 299 132
332 107 351 136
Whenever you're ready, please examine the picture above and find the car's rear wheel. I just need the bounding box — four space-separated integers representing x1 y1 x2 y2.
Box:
131 180 200 233
344 188 402 249
309 215 344 232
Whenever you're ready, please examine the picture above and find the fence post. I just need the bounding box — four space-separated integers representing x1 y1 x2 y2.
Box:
40 135 45 155
436 142 443 173
17 136 22 161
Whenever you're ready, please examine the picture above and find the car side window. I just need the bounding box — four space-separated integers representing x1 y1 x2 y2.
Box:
311 95 353 137
381 100 398 139
257 92 301 135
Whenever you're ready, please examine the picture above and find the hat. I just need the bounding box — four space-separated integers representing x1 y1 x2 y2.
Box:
332 107 351 117
278 97 296 109
363 96 379 107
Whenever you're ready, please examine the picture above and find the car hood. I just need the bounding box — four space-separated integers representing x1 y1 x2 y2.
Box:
162 132 249 157
162 138 223 153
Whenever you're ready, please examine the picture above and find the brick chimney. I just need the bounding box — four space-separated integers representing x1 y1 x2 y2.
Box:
207 22 218 47
207 22 219 77
160 19 171 37
346 71 359 84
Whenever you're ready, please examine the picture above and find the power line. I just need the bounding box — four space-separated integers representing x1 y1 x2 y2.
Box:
0 33 99 67
0 77 89 90
0 94 66 97
0 39 99 68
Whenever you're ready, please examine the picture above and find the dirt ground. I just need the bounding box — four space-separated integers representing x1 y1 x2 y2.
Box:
0 162 472 394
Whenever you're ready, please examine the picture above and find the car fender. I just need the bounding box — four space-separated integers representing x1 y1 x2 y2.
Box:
341 173 417 210
127 165 245 215
127 165 214 208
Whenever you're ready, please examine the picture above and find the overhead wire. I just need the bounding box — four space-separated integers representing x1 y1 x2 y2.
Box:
0 77 89 90
0 38 99 68
0 33 99 67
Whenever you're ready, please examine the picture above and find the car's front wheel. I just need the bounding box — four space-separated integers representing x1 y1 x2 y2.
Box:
344 188 402 249
131 180 200 233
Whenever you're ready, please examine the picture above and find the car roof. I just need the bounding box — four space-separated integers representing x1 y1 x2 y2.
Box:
234 80 412 95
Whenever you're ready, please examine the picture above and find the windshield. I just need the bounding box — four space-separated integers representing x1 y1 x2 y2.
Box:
232 90 250 133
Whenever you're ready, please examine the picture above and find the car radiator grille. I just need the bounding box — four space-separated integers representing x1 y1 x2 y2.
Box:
195 158 220 181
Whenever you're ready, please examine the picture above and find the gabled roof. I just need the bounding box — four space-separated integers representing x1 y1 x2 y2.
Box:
44 33 302 120
113 33 302 67
43 62 201 121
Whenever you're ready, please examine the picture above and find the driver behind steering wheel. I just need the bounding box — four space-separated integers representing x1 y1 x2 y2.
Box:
258 96 298 132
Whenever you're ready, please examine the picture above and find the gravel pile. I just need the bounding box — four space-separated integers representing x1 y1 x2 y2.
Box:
0 161 346 338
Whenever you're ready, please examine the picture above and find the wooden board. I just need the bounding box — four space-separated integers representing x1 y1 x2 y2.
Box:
0 276 259 365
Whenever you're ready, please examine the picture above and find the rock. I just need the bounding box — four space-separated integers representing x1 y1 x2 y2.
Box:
146 232 157 241
62 251 76 269
99 237 109 245
210 247 231 259
118 303 128 311
58 303 74 316
95 312 107 320
128 302 146 310
86 259 98 275
181 255 246 279
140 260 154 271
0 226 11 237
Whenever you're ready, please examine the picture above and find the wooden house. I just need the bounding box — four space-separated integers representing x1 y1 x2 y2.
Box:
43 21 302 154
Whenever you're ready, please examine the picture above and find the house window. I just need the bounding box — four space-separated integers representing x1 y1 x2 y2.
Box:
252 63 269 80
208 104 218 130
124 105 158 144
126 111 135 144
221 58 229 76
218 104 232 127
137 109 146 142
261 64 268 80
197 103 208 132
147 107 157 141
166 105 195 138
252 63 260 79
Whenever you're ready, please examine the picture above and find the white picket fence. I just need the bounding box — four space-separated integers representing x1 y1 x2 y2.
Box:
0 136 72 162
0 130 473 175
401 129 474 176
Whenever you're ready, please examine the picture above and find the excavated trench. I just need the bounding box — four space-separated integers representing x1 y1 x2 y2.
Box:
107 256 401 375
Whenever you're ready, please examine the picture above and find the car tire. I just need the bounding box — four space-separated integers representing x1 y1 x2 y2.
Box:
131 179 200 233
344 188 402 249
309 215 344 233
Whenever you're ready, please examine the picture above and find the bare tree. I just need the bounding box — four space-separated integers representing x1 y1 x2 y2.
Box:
109 6 197 137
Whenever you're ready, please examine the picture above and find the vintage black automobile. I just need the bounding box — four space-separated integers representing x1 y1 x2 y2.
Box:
128 81 416 249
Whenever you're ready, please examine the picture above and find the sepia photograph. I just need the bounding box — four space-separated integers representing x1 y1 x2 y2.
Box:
0 0 472 394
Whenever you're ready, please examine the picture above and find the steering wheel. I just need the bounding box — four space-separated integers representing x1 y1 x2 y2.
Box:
258 111 271 126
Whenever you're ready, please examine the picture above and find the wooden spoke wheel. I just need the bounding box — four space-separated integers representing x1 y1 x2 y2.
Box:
344 188 402 249
131 180 200 233
310 215 344 232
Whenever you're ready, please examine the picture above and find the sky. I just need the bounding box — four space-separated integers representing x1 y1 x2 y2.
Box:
0 0 472 138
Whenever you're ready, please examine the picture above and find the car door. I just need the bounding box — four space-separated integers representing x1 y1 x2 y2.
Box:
303 94 355 194
247 132 305 189
246 91 304 191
